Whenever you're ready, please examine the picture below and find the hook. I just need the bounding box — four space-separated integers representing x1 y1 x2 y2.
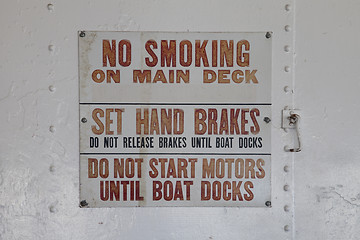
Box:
286 113 301 152
282 110 301 153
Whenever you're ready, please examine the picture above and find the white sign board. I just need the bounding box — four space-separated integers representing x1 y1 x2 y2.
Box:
79 31 272 207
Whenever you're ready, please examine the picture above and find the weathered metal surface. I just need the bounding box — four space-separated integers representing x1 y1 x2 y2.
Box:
0 0 303 238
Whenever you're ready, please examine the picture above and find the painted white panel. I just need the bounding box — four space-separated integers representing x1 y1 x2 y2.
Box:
294 0 360 239
0 0 295 239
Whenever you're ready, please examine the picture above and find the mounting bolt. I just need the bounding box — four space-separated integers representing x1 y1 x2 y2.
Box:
81 117 87 123
80 200 88 208
265 32 272 39
263 117 271 123
288 114 298 126
265 201 272 207
79 31 86 37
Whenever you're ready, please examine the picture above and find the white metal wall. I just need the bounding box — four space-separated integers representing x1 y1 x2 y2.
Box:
294 1 360 239
0 0 358 239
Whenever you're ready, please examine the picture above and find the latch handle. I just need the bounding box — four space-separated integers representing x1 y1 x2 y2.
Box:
282 110 301 152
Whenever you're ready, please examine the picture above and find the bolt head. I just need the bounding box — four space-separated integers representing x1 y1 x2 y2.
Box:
265 32 272 39
265 201 272 207
81 117 87 123
264 117 271 123
80 200 88 207
79 31 86 37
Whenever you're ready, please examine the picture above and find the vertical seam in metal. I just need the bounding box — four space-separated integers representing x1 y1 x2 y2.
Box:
291 0 297 239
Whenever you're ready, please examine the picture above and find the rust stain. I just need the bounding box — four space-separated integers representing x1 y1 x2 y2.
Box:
79 31 97 90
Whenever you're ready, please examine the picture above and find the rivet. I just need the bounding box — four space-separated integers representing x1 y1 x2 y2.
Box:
284 185 290 191
49 205 56 213
284 225 290 232
49 125 56 133
265 32 272 39
284 45 290 53
47 3 54 12
285 4 291 11
79 31 86 37
81 117 87 123
284 25 291 32
265 201 272 207
263 117 271 123
284 205 290 212
284 66 291 72
49 85 56 92
48 45 55 52
80 200 88 207
284 86 291 93
49 165 55 173
283 165 290 172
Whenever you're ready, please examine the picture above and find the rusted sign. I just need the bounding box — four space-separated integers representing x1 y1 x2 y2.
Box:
79 31 272 207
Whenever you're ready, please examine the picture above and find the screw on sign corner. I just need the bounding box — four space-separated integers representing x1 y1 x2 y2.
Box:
79 31 86 37
265 32 272 39
263 117 271 123
80 200 89 208
265 201 272 207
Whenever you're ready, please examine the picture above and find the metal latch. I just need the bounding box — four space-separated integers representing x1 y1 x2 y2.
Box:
282 109 301 152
